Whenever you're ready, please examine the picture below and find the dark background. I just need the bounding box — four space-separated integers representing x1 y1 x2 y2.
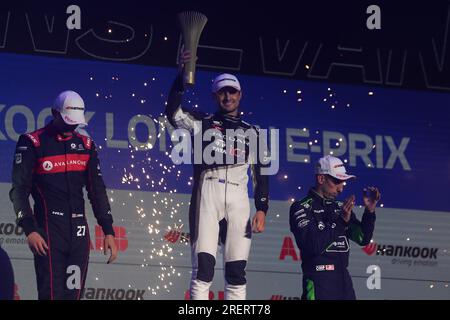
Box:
1 0 450 92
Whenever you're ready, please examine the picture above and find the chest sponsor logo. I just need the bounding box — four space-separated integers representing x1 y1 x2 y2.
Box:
37 154 90 174
316 264 335 272
43 160 53 171
317 221 325 230
326 236 350 252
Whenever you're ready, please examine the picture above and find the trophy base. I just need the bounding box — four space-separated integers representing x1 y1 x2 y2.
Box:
184 71 195 86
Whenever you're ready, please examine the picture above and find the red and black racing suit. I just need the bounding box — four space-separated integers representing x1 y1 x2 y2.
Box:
9 122 114 300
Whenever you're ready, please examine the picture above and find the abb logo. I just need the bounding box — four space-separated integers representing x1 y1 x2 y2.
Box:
279 237 301 261
184 290 224 300
362 243 378 255
90 225 128 252
14 283 20 300
164 229 190 244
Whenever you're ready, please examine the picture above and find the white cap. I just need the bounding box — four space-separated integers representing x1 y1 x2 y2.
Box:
53 90 87 126
315 155 356 180
211 73 241 93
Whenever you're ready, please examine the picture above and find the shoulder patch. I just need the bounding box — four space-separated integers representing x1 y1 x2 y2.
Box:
188 109 208 120
299 197 313 208
25 128 45 147
75 132 93 150
238 120 252 128
241 120 256 128
293 208 306 216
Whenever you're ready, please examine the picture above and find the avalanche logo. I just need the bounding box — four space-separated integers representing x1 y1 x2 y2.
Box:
43 161 53 171
362 242 377 256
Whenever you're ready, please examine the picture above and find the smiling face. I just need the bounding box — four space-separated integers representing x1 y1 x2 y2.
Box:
214 86 242 116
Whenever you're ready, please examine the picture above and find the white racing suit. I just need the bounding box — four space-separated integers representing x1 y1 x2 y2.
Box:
166 75 269 300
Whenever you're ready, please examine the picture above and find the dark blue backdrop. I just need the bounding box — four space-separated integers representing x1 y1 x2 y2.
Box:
1 53 449 212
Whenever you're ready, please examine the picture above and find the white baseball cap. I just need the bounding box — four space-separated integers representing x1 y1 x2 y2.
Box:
211 73 241 93
53 90 87 126
315 155 356 181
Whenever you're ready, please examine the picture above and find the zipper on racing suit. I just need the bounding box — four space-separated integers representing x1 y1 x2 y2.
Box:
224 166 228 213
63 139 74 244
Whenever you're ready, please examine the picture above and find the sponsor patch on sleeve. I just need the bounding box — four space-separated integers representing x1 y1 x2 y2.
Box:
298 219 310 228
15 153 22 164
295 213 307 220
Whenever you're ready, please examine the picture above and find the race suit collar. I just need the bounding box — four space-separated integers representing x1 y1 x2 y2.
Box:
215 111 241 123
46 121 74 141
308 188 335 206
